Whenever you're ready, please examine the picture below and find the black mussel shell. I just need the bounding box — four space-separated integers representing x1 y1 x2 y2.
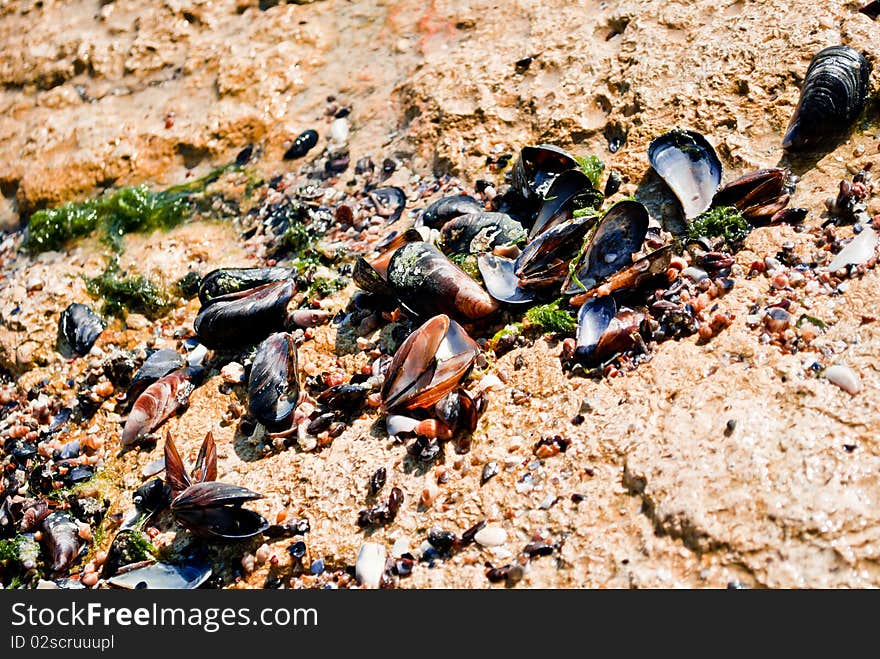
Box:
439 212 526 255
353 257 395 296
126 349 185 403
386 242 499 321
58 303 105 357
317 383 368 412
478 254 538 304
108 561 212 589
783 46 870 151
512 144 579 204
133 477 172 515
284 129 319 160
563 200 649 294
198 266 293 304
515 215 595 289
172 506 269 540
248 332 299 430
575 299 643 366
172 481 264 509
369 187 406 223
352 228 424 296
575 296 616 363
529 169 601 239
419 194 484 229
41 511 83 573
648 129 722 220
194 279 295 348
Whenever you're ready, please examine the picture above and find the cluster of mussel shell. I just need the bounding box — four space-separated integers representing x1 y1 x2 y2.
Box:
24 42 871 588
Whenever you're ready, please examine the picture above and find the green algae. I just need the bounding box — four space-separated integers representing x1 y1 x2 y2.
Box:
86 259 175 318
686 206 750 247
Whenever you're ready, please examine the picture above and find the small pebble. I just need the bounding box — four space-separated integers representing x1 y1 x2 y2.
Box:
355 542 386 589
474 525 507 547
825 364 861 395
221 362 245 384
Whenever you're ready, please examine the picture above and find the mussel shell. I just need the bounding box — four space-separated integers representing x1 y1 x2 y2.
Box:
420 194 484 229
133 477 172 515
198 267 293 304
783 46 870 151
121 368 195 446
58 303 105 357
648 129 722 220
41 511 83 573
477 254 539 304
515 215 595 289
512 144 579 204
284 129 319 160
712 168 788 213
563 200 649 294
171 482 264 509
440 212 526 255
352 228 424 295
172 506 269 540
575 300 643 366
381 314 478 413
369 187 407 223
108 561 212 589
194 279 295 348
126 349 185 403
248 332 300 430
575 296 617 362
529 169 600 239
386 242 499 321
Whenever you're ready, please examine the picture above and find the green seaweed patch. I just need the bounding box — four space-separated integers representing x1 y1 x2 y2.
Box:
525 298 577 334
310 276 348 300
686 206 750 248
575 155 605 190
27 184 190 254
489 322 525 349
450 253 482 281
0 536 24 562
86 259 175 319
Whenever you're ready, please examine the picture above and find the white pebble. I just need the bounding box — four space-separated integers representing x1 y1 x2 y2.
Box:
474 525 507 547
355 542 386 589
221 362 245 384
390 537 410 558
329 118 350 146
825 364 861 395
186 343 209 367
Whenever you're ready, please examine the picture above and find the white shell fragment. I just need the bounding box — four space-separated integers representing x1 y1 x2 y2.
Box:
826 227 879 272
355 542 386 589
824 364 861 395
474 525 507 547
